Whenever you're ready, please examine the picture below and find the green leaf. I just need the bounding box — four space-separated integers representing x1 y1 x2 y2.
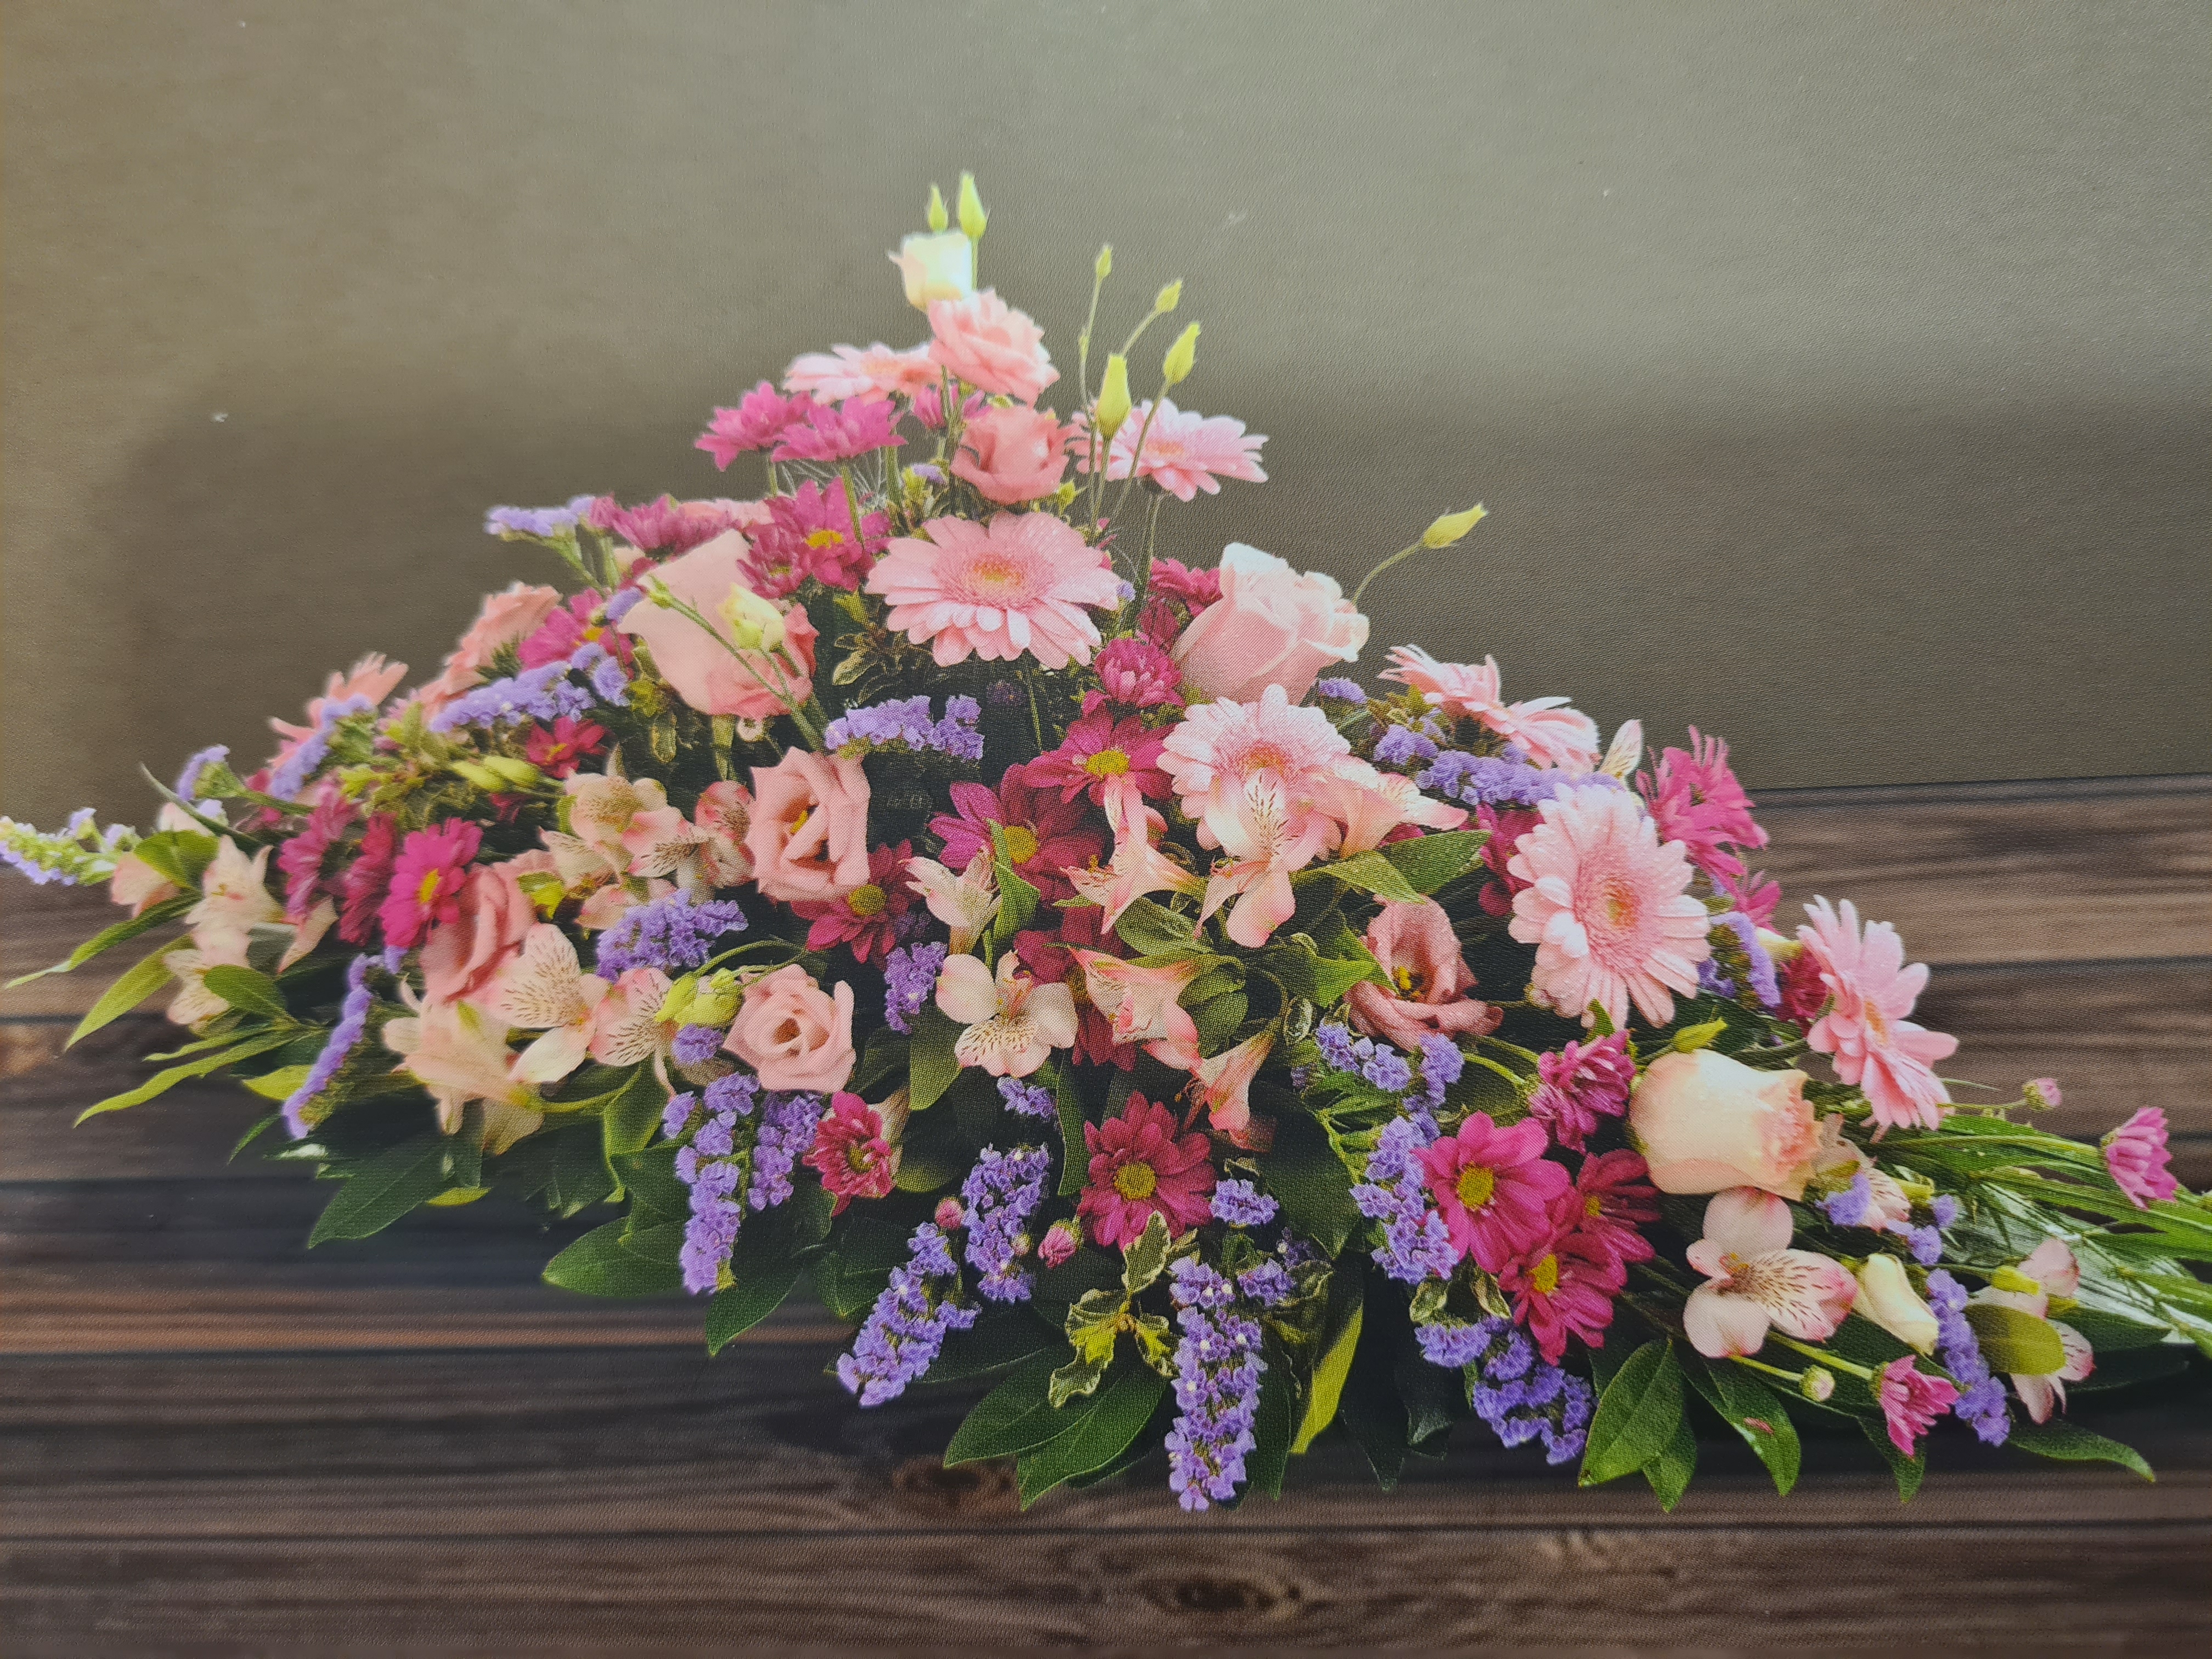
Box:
984 823 1041 956
929 1311 1056 1383
128 829 217 889
1669 1018 1728 1053
1049 1352 1111 1407
1014 1362 1169 1506
906 1003 962 1111
810 1218 911 1321
200 964 290 1022
609 1143 685 1219
2063 1306 2185 1352
2009 1418 2155 1482
1189 989 1248 1052
309 1132 478 1245
1256 1110 1362 1256
1377 828 1488 895
704 1238 800 1353
241 1064 312 1101
541 1219 685 1297
1688 1358 1801 1497
74 1029 296 1122
1292 1272 1364 1454
1962 1302 2068 1376
1643 1408 1698 1512
1244 1365 1295 1501
1579 1339 1685 1487
1860 1417 1925 1502
7 891 195 986
1120 1211 1175 1294
67 940 181 1047
1263 935 1386 1006
946 1350 1073 1465
1052 1060 1090 1197
599 1065 667 1158
1307 850 1421 905
1109 896 1201 959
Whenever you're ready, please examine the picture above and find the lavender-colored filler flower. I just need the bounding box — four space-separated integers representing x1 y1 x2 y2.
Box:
1352 1114 1455 1284
281 954 376 1135
1164 1258 1266 1511
823 694 984 762
1416 1316 1594 1465
838 1223 978 1407
962 1144 1052 1301
883 941 949 1035
1927 1270 2010 1444
595 891 748 977
1211 1178 1279 1228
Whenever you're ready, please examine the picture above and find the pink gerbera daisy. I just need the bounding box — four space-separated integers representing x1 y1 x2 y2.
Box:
275 784 358 923
743 478 888 596
1382 647 1601 772
782 341 938 403
790 841 915 963
1076 1092 1215 1249
1075 398 1268 502
1159 684 1358 834
1796 896 1958 1132
1506 784 1711 1030
929 766 1104 901
1415 1111 1570 1273
379 821 483 952
866 512 1120 669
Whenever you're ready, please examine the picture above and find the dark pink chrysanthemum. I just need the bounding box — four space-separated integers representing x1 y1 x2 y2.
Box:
1416 1112 1570 1273
770 396 904 464
802 1092 899 1216
1877 1355 1959 1456
336 812 399 946
1527 1032 1635 1150
791 841 915 964
524 715 608 781
929 766 1103 901
1147 557 1221 611
1025 709 1172 810
585 494 765 555
1570 1149 1659 1268
1090 636 1183 709
1500 1197 1630 1365
696 381 804 468
518 592 637 670
276 785 357 923
1076 1092 1215 1248
744 478 888 596
379 821 482 951
1638 728 1768 887
2104 1107 2180 1208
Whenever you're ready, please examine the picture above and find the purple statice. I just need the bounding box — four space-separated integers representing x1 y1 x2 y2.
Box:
1403 1033 1465 1116
594 891 747 977
1419 751 1561 810
822 694 984 761
671 1023 725 1066
1313 678 1366 703
603 587 645 625
838 1223 979 1406
1211 1178 1279 1228
1905 1224 1945 1267
1424 1316 1594 1465
0 810 131 887
281 954 376 1135
1929 1194 1963 1231
661 1091 701 1139
883 940 949 1035
1352 1114 1455 1284
267 695 373 800
704 1069 761 1119
485 495 596 538
997 1073 1057 1119
1712 911 1780 1007
1313 1021 1418 1096
174 744 231 801
1821 1171 1880 1230
985 679 1022 707
1238 1259 1295 1306
428 661 598 733
1163 1259 1266 1511
1373 724 1440 767
961 1144 1052 1301
1926 1270 2010 1446
747 1092 825 1211
1314 1021 1361 1073
569 642 632 707
1697 957 1737 998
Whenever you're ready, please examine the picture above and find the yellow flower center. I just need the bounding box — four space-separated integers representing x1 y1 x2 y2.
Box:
1083 748 1131 778
1393 965 1429 996
1002 824 1040 865
1531 1254 1561 1295
1585 1193 1605 1218
1456 1165 1496 1211
1242 742 1290 772
848 884 887 917
1600 875 1641 930
804 528 848 550
847 1143 879 1175
1113 1161 1158 1200
967 554 1026 592
417 870 447 906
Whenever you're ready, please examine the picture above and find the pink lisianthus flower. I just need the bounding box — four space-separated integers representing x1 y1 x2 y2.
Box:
1171 543 1369 706
1344 898 1502 1051
1076 1092 1215 1249
1507 783 1711 1030
951 405 1076 505
802 1091 902 1215
1876 1356 1960 1457
616 532 819 719
769 396 905 465
379 821 483 952
586 495 770 556
867 512 1120 669
926 290 1058 403
790 841 915 964
1382 648 1601 772
1637 728 1769 887
746 751 872 905
337 813 400 945
930 765 1104 902
523 715 608 781
783 341 937 404
724 964 855 1093
1075 398 1268 501
1499 1194 1633 1364
935 951 1079 1079
1416 1111 1571 1274
743 478 888 596
696 381 805 468
1796 897 1957 1133
1681 1187 1857 1358
2103 1107 2180 1208
1088 636 1182 710
1526 1032 1635 1151
1026 709 1172 811
277 785 358 922
416 584 565 712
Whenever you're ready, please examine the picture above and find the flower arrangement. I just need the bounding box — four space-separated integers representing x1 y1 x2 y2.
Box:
5 177 2204 1513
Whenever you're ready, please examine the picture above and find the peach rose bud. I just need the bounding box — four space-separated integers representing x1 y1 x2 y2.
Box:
723 963 856 1093
1170 542 1369 705
950 405 1074 506
1629 1048 1821 1199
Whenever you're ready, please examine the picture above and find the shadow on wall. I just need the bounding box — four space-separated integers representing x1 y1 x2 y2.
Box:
15 376 2208 821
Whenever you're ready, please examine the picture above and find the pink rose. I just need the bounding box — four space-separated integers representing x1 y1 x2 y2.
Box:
723 963 855 1092
926 290 1058 403
745 751 871 902
1630 1049 1822 1199
1344 898 1502 1050
950 405 1075 505
614 531 817 719
418 583 564 712
1170 543 1369 704
420 862 535 1008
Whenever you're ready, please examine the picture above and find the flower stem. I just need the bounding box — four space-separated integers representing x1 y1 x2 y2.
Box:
1768 1333 1875 1381
1348 540 1426 612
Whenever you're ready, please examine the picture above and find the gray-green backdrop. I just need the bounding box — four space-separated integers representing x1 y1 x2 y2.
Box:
6 1 2207 825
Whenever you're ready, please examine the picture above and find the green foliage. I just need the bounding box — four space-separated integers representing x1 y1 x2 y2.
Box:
1255 1109 1362 1255
1579 1339 1686 1487
1304 849 1421 905
1644 1409 1698 1512
704 1235 802 1352
1110 896 1201 959
1962 1301 2068 1376
311 1131 481 1245
7 891 194 988
200 965 291 1023
1262 932 1385 1006
810 1217 913 1321
542 1218 685 1297
1860 1418 1925 1503
1377 828 1488 895
76 1029 296 1122
906 1003 962 1110
2009 1418 2154 1482
599 1066 667 1158
1292 1268 1364 1454
1686 1356 1801 1497
946 1350 1072 1464
68 940 181 1047
1014 1361 1170 1506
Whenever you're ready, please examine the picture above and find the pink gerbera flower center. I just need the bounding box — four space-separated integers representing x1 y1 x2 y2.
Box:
960 553 1033 596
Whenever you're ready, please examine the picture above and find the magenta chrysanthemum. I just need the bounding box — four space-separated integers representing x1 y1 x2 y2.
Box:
865 512 1119 668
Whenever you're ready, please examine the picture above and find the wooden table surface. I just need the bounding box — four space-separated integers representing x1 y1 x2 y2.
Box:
3 776 2208 1654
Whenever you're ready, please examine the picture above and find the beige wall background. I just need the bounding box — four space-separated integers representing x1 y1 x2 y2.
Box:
5 1 2206 825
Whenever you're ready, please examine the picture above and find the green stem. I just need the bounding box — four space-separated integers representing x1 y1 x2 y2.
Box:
1106 383 1167 529
1768 1333 1876 1382
1025 670 1047 756
1348 539 1426 612
1077 255 1108 404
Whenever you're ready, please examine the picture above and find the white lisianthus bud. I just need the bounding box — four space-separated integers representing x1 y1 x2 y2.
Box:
888 230 975 308
1855 1254 1940 1355
1161 321 1200 387
1799 1367 1837 1402
719 585 786 653
926 182 949 233
957 172 987 241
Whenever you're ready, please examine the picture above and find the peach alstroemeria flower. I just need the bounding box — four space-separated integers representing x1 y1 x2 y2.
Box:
1063 791 1204 933
1073 950 1202 1068
1194 1031 1274 1148
1682 1186 1857 1358
935 951 1077 1079
905 850 1001 953
187 838 285 965
1199 774 1334 949
382 988 542 1151
488 923 614 1084
1326 765 1468 855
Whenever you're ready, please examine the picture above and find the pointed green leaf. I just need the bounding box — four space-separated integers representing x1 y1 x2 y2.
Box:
1049 1352 1111 1406
1293 1273 1364 1454
1244 1365 1295 1500
704 1243 800 1353
1860 1417 1925 1502
1579 1339 1685 1486
1643 1408 1698 1512
200 964 290 1022
1255 1108 1362 1256
309 1132 477 1245
1377 828 1488 895
1962 1302 2068 1376
2010 1419 2154 1482
945 1351 1074 1465
1014 1362 1169 1505
1108 897 1201 959
74 1029 296 1122
599 1065 667 1158
7 892 194 986
1051 1060 1090 1196
906 1003 962 1110
1120 1211 1174 1294
541 1219 685 1296
1307 850 1421 905
67 940 182 1047
1688 1358 1802 1497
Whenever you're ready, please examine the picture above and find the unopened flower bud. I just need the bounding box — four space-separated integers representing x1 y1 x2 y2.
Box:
1154 278 1183 313
956 171 987 241
1601 719 1644 780
926 182 949 233
1094 353 1133 441
1421 504 1488 548
1094 243 1113 282
1039 1218 1082 1268
668 968 743 1029
719 585 786 652
934 1197 966 1231
2023 1076 2062 1111
1855 1253 1939 1355
480 756 543 789
1799 1366 1836 1402
1161 320 1200 387
888 230 975 308
451 760 510 793
1988 1263 2042 1295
